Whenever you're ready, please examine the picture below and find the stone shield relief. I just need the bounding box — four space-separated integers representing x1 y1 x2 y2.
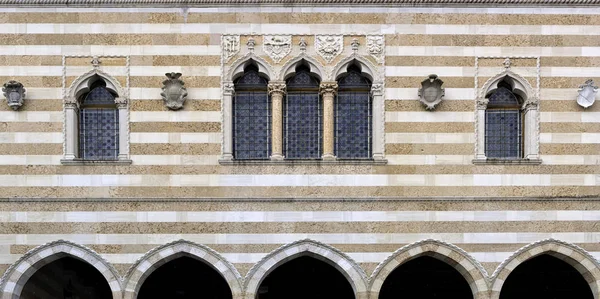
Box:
263 35 292 64
418 74 445 110
161 72 188 110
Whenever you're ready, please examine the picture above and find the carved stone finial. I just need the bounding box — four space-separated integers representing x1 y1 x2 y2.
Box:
247 37 256 52
418 74 445 110
299 37 308 52
503 57 512 70
91 56 101 69
161 72 188 110
577 79 598 108
351 38 360 52
264 35 291 64
2 80 25 111
316 35 342 63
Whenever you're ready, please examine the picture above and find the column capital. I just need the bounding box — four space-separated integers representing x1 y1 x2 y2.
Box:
370 83 384 96
268 82 287 95
115 97 128 109
64 98 79 110
319 82 338 96
223 82 235 96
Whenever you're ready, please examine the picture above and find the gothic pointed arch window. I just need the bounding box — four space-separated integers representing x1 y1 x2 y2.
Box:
336 64 372 159
485 78 523 159
233 64 271 160
78 79 120 161
285 64 322 159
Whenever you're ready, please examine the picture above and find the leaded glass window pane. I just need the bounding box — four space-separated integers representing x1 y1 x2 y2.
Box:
79 86 119 160
285 67 321 159
336 69 372 159
485 110 522 159
233 69 271 160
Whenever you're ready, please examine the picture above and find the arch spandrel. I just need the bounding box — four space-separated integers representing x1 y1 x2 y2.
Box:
244 239 369 299
490 238 600 299
0 240 122 299
279 54 326 82
227 53 274 82
369 239 489 299
122 239 243 299
68 69 126 104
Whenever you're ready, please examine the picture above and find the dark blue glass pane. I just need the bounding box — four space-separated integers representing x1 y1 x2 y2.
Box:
489 87 519 106
235 70 267 87
338 71 371 88
335 92 371 159
82 87 115 106
284 93 321 159
287 71 319 88
233 92 271 160
485 110 521 159
79 108 119 160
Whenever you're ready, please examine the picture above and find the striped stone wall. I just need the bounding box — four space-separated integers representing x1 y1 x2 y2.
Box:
0 5 599 298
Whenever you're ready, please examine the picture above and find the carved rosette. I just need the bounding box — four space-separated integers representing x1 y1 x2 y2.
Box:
263 35 292 64
319 82 338 96
268 83 287 96
161 72 188 110
366 35 385 64
315 35 343 63
418 74 445 110
576 79 597 109
2 80 25 111
222 35 240 63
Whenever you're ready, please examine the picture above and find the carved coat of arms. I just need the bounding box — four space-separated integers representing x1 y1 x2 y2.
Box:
161 73 188 110
316 35 342 63
222 35 240 62
367 35 384 63
263 35 291 64
418 74 445 110
576 79 597 109
2 80 25 111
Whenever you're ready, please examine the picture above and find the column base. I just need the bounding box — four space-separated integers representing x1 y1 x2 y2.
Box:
270 154 285 161
219 153 234 162
321 154 336 161
372 153 385 160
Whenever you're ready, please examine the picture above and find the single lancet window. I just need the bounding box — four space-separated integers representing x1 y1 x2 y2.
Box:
233 65 271 160
336 65 372 159
485 79 523 159
285 65 322 159
79 80 119 160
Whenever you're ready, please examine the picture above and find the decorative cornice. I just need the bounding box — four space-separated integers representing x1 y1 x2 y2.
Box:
3 0 600 6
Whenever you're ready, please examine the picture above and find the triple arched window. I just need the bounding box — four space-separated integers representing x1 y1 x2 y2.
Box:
231 61 373 161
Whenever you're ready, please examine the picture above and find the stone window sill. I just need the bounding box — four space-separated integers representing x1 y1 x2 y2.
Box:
472 158 542 165
219 159 388 166
60 159 133 166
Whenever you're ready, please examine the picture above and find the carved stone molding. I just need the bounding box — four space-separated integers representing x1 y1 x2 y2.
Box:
366 35 385 64
263 35 292 63
576 79 597 109
418 74 445 110
315 35 343 63
161 72 188 110
222 35 240 63
2 80 25 111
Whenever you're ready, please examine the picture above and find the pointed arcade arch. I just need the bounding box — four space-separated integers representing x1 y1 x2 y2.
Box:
332 55 379 83
122 240 243 299
491 239 600 299
227 54 274 82
0 240 121 299
244 239 369 299
279 54 325 82
370 239 489 299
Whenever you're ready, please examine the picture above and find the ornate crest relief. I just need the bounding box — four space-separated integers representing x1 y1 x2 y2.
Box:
315 35 342 63
366 35 384 63
222 35 240 62
577 79 598 109
161 72 188 110
2 80 25 111
418 74 445 110
263 35 292 64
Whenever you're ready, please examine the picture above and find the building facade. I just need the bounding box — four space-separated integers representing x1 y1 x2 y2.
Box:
0 0 599 298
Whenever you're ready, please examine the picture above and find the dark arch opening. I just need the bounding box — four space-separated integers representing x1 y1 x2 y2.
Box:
500 254 594 299
257 255 354 299
379 256 473 299
20 256 112 299
138 256 233 299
